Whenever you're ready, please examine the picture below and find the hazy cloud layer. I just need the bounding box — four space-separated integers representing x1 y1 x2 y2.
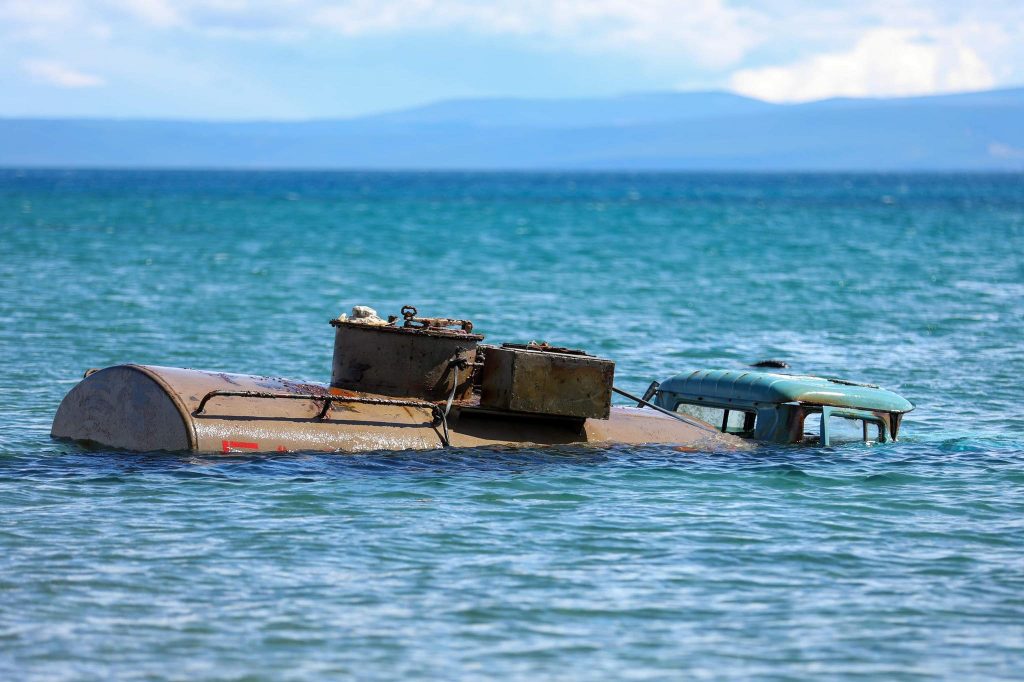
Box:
4 0 762 66
21 59 105 87
2 0 1022 115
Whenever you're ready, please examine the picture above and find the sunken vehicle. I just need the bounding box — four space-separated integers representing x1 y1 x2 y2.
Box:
52 306 743 453
52 306 913 454
649 369 914 446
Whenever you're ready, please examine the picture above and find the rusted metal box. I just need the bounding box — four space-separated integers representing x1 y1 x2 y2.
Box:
479 344 614 420
330 320 482 401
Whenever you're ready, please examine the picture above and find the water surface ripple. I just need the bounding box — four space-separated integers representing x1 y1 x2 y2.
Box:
1 171 1022 680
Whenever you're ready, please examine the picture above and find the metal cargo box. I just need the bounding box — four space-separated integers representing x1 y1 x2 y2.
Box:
330 306 483 402
479 343 614 420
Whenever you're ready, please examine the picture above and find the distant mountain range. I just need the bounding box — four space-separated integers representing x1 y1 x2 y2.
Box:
3 88 1023 170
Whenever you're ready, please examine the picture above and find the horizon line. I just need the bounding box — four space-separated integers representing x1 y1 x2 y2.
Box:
3 84 1021 125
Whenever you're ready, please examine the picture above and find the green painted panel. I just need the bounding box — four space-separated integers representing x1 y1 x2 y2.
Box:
658 369 914 413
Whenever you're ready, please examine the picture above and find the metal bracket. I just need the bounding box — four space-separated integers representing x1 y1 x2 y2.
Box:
639 380 660 406
391 305 475 333
192 390 445 427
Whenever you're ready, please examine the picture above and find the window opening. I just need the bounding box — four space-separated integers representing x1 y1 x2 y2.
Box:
675 402 754 436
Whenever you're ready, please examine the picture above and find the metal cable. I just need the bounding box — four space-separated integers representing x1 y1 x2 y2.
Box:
439 364 460 448
611 386 719 433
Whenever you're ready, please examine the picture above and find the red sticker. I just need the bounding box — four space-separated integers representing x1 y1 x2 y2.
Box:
221 440 259 453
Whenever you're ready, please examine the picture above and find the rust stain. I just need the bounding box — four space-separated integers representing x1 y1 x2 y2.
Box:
285 381 331 396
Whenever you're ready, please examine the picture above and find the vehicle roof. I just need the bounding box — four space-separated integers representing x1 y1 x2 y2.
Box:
659 369 914 413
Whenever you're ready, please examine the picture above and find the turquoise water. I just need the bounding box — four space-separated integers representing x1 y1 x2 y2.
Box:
2 170 1023 679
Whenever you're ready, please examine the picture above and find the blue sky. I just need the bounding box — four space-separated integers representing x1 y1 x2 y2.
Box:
2 0 1022 119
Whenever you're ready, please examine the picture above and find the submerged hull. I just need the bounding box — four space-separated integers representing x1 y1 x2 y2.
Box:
52 365 745 454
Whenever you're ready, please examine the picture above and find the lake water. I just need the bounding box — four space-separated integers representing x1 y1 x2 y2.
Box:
2 170 1022 679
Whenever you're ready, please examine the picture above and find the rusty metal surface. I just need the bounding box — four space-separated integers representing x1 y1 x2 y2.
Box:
611 385 721 433
448 405 745 450
584 407 746 450
51 365 191 451
52 364 748 454
329 319 482 401
142 365 445 453
479 344 614 420
193 389 446 424
499 342 590 356
389 305 476 333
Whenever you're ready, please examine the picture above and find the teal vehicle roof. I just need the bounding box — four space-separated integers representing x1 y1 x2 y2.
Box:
659 369 914 413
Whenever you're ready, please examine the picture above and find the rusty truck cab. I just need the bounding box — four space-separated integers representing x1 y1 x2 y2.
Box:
651 369 914 446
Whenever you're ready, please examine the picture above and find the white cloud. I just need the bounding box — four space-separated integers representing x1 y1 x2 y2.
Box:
3 0 1023 107
114 0 181 28
22 59 105 87
2 0 764 68
729 26 999 102
988 142 1024 160
310 0 761 68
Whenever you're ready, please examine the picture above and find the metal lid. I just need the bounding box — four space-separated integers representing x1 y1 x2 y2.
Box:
329 305 484 340
499 342 592 356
